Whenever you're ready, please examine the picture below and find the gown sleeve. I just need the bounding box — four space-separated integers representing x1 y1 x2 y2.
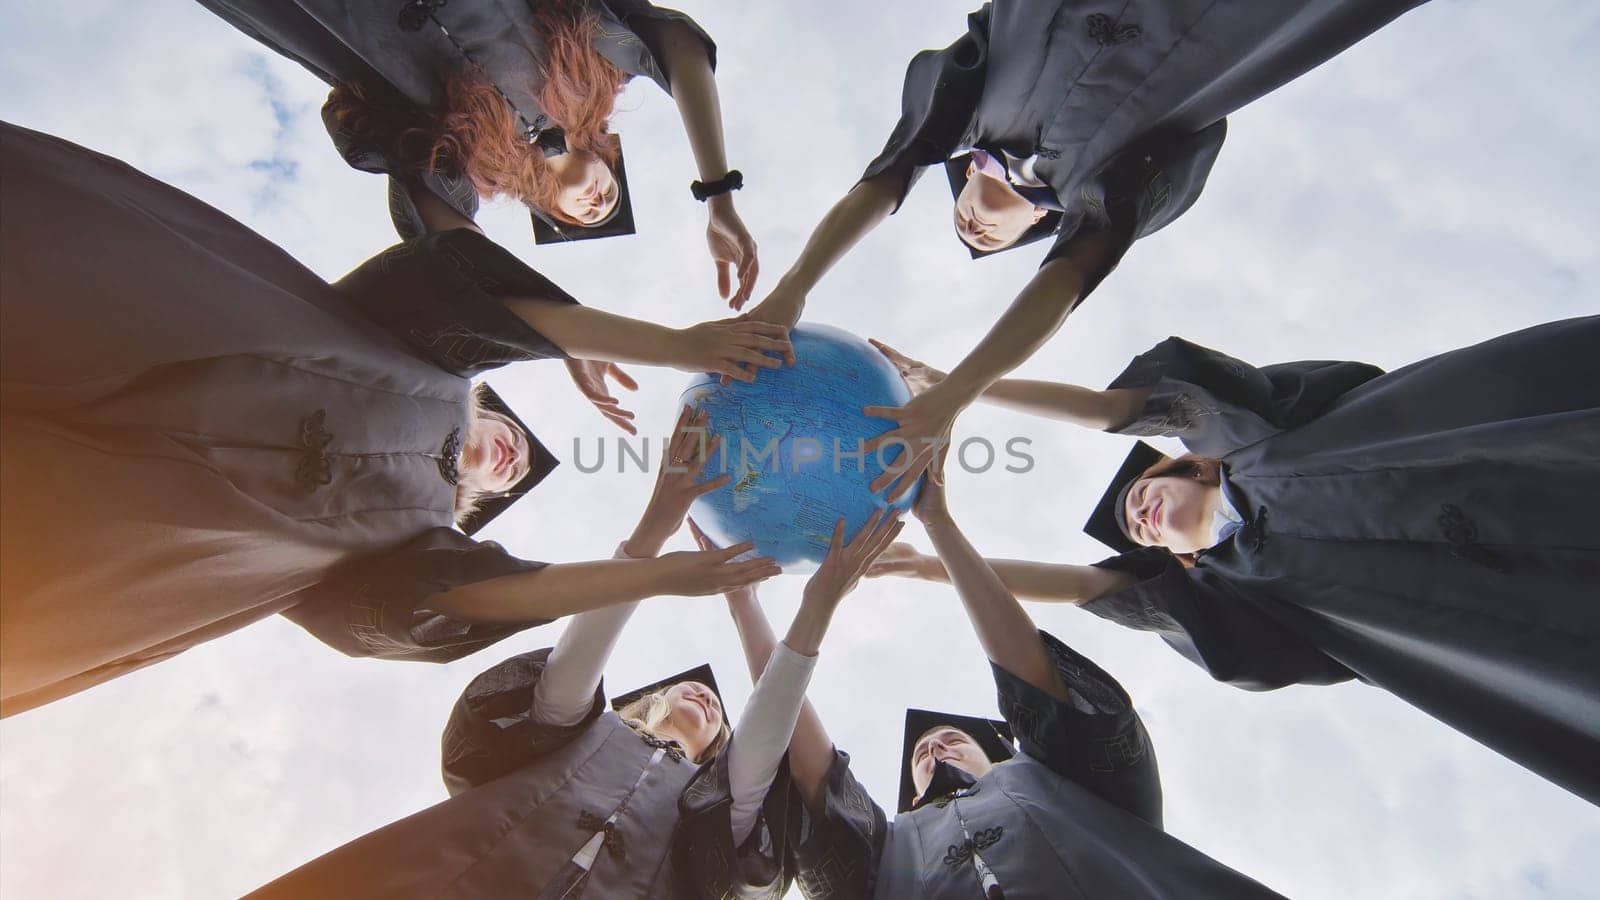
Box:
597 0 718 93
991 630 1163 828
1087 547 1357 691
321 96 483 241
438 647 609 796
1106 336 1386 457
1038 120 1228 298
333 228 581 375
857 7 992 211
281 527 550 666
789 749 888 900
674 644 817 899
674 745 803 900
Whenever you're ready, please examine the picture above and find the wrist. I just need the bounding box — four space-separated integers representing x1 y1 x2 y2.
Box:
930 372 983 407
706 193 736 215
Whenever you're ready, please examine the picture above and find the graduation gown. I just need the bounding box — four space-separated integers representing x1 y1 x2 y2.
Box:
1084 318 1600 802
247 649 787 899
195 0 716 237
788 632 1283 899
0 122 576 716
864 0 1425 294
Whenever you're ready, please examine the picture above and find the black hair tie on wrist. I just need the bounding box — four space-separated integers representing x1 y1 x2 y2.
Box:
690 169 744 201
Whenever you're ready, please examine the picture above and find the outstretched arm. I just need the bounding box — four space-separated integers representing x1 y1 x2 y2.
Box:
871 338 1149 431
500 297 790 384
695 511 903 822
915 478 1074 699
431 408 778 625
869 544 1135 605
864 229 1118 501
642 18 759 307
742 170 907 350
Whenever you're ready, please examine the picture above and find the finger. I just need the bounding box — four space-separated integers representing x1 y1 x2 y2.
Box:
887 460 928 503
861 428 908 455
608 364 639 391
848 508 886 549
861 405 905 421
694 473 732 495
716 541 757 561
737 334 794 354
733 348 783 370
732 258 758 309
728 556 779 576
867 338 905 364
829 517 846 555
691 436 724 475
687 517 721 552
719 362 758 383
609 413 639 436
716 260 732 300
731 321 791 338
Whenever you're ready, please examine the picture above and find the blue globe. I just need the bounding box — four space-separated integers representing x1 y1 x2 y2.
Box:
681 323 921 572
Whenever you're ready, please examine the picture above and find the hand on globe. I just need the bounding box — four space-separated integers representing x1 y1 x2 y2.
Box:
910 466 952 527
863 388 961 502
656 541 781 597
627 406 730 556
740 281 803 364
673 317 791 384
687 517 759 608
564 359 640 435
803 509 906 609
868 339 946 396
864 541 936 579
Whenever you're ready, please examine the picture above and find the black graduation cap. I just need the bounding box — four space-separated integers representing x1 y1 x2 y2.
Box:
441 653 720 794
610 662 723 715
456 385 562 536
529 142 638 244
897 708 1016 813
943 152 1064 259
1083 441 1169 555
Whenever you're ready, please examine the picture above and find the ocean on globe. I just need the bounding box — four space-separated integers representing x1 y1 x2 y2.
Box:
680 323 922 572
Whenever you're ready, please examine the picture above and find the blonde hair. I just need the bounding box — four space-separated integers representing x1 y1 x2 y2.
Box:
453 383 495 526
617 685 730 764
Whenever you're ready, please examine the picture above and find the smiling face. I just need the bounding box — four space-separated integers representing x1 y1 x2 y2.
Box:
661 681 723 760
910 726 994 799
953 161 1046 252
459 409 530 496
1123 473 1222 555
546 150 618 225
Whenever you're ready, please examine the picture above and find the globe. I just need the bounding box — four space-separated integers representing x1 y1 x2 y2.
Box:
680 323 922 572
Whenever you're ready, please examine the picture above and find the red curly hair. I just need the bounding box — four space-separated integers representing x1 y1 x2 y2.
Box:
327 0 625 225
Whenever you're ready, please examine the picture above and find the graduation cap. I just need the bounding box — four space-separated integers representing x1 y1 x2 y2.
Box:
610 662 723 716
897 708 1016 813
442 656 722 795
529 142 638 244
943 152 1064 259
456 384 562 536
1082 441 1168 555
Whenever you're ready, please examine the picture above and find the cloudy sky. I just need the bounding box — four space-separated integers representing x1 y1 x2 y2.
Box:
2 0 1598 897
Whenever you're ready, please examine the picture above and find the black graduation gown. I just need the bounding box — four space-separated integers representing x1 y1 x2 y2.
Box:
195 0 716 237
864 0 1426 295
788 632 1284 899
247 649 788 899
0 121 574 716
1084 318 1600 803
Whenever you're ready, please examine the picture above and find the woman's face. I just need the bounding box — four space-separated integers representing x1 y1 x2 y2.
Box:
663 681 723 757
1123 474 1218 554
548 150 618 225
953 161 1045 252
459 409 530 495
910 727 994 799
